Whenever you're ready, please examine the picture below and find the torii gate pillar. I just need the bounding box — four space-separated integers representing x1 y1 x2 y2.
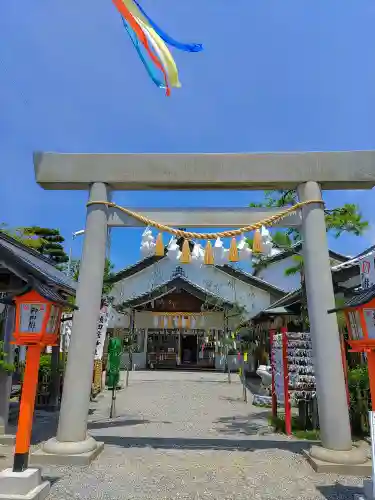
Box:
31 151 375 469
298 181 365 466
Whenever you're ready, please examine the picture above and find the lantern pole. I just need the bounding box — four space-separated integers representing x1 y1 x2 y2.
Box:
13 344 42 472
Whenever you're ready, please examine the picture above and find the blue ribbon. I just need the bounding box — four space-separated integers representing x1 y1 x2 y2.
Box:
132 0 203 53
122 17 166 89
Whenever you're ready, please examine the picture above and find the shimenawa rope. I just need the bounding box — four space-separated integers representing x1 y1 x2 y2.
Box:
86 199 324 240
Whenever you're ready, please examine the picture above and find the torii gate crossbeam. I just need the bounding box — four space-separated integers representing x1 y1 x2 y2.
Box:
31 150 375 471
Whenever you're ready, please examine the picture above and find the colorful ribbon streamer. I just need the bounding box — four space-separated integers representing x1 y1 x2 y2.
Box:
132 0 203 53
111 0 202 96
122 18 166 90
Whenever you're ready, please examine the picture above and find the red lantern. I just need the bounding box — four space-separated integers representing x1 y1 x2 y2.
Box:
12 289 62 347
10 288 65 473
329 287 375 410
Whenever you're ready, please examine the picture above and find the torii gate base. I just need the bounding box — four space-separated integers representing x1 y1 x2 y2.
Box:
30 151 375 473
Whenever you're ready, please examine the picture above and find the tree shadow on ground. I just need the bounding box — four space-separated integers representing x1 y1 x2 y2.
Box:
29 407 99 444
88 418 151 430
126 380 231 385
219 396 247 403
316 483 363 500
31 413 59 445
29 414 172 444
41 475 61 487
214 412 274 436
94 435 311 454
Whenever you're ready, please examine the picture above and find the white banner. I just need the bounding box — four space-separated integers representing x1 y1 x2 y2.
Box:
95 305 111 360
360 258 375 289
60 313 73 353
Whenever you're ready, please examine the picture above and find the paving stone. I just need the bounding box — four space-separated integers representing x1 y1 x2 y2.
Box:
3 372 368 499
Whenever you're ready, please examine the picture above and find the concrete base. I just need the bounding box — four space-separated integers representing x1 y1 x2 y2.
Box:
303 446 371 476
0 435 15 446
30 439 104 466
0 468 50 500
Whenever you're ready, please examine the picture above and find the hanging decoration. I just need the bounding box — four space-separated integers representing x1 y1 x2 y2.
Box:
180 239 192 264
151 311 213 331
112 0 203 96
228 237 239 263
252 229 263 254
140 228 156 258
204 240 214 266
140 226 276 267
155 232 164 256
89 199 324 266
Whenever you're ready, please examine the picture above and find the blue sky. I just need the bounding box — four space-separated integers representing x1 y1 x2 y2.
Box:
1 0 375 271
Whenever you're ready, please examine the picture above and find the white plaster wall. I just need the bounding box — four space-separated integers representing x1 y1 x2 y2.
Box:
108 309 130 329
257 257 301 292
111 258 274 320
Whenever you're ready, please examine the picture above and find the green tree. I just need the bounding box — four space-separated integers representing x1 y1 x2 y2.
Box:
0 225 69 264
0 341 14 373
201 291 246 383
250 190 369 326
64 258 116 299
122 329 139 387
22 227 69 264
250 190 368 242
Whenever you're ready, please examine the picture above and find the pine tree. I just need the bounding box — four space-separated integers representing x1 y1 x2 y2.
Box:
22 227 69 264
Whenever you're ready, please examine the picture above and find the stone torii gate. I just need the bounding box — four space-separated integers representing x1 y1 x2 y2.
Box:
31 150 375 470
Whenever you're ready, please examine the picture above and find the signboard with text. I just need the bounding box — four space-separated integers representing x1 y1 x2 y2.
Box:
361 258 375 289
95 305 111 360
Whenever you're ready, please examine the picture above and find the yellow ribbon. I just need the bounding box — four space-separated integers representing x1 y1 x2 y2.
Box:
121 0 181 88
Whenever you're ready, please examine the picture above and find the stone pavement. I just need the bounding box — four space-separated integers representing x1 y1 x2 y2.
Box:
0 371 368 499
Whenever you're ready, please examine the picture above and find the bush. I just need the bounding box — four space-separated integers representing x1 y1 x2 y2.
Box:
0 341 14 373
19 353 65 383
268 414 320 440
347 365 370 436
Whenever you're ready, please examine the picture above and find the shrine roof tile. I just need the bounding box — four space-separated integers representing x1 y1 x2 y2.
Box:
328 284 375 312
116 275 234 310
0 231 76 295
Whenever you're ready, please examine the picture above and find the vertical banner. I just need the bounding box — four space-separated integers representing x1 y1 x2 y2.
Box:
271 333 285 404
270 329 277 417
271 330 291 434
360 257 375 289
60 313 73 353
95 304 111 360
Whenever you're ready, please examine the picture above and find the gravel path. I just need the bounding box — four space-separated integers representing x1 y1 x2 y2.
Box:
14 372 371 498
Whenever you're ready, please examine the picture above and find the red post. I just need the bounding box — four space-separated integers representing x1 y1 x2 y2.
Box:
270 329 277 418
281 327 292 436
367 350 375 411
13 344 42 472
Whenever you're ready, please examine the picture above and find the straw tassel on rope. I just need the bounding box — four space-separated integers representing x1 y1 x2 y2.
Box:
229 237 239 262
155 232 164 256
167 316 173 329
252 229 262 254
180 239 191 264
204 240 214 265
